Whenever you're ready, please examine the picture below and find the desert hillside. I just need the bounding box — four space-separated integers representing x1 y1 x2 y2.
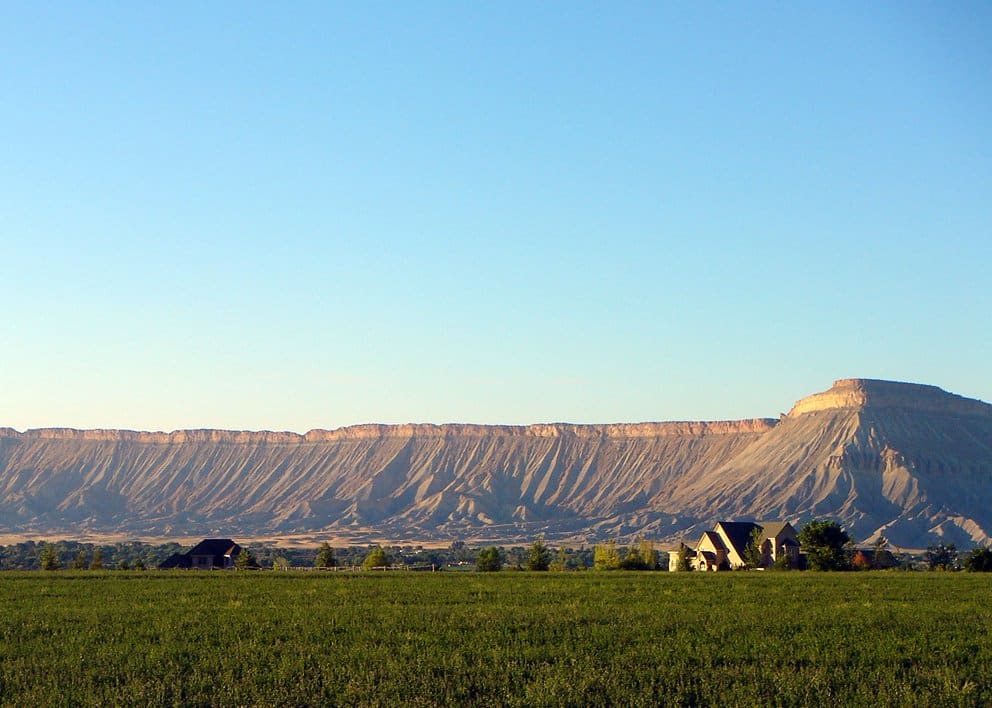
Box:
1 379 990 548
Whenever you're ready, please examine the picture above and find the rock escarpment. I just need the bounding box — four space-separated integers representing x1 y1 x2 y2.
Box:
1 379 990 548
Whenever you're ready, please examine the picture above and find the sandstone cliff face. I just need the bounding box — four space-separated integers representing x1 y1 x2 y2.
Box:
1 379 990 548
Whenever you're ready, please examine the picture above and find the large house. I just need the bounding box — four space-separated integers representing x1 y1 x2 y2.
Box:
159 539 242 569
669 521 800 571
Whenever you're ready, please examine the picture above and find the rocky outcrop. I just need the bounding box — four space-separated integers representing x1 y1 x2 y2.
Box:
1 379 990 548
788 378 992 418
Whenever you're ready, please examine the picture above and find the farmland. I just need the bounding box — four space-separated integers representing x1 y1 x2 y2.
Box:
1 572 990 706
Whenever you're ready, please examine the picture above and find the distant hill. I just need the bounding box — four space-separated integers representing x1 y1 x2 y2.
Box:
1 378 990 548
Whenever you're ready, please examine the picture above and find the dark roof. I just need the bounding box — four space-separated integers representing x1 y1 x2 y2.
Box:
188 539 240 557
158 552 191 569
716 522 762 557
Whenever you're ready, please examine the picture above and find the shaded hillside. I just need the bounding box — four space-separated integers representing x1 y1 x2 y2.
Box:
1 379 990 548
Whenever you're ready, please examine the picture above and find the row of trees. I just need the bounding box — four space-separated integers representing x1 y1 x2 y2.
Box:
473 538 659 572
16 528 992 573
37 544 147 571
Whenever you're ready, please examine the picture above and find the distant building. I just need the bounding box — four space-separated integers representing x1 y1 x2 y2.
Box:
669 521 799 571
158 539 242 569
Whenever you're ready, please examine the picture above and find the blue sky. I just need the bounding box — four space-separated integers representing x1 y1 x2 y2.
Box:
2 3 990 432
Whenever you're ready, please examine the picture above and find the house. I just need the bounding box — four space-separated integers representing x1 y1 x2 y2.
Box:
756 521 801 568
669 521 800 571
666 543 699 572
158 539 242 569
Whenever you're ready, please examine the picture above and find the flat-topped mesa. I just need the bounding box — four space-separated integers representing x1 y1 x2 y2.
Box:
302 419 777 441
788 378 992 418
0 418 779 444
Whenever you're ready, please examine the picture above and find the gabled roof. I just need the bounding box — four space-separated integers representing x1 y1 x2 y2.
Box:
188 539 239 557
757 521 796 541
700 531 727 550
715 521 761 558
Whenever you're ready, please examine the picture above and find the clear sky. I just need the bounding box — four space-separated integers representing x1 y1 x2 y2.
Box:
2 3 990 432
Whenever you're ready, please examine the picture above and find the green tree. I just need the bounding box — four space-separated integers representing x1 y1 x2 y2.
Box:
963 547 992 572
640 538 658 570
674 543 692 572
527 537 551 571
743 527 764 569
619 549 646 570
552 546 570 571
476 546 501 572
236 548 258 570
315 542 336 569
132 558 145 571
593 541 620 570
798 520 851 571
40 544 60 571
71 549 88 570
89 547 104 570
926 542 958 571
362 546 389 570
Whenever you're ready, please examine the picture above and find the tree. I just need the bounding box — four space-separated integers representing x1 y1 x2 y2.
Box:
674 543 692 572
235 548 258 570
593 542 620 570
315 542 336 569
527 538 551 571
132 558 145 571
119 560 130 571
476 546 501 572
963 547 992 572
638 537 658 570
926 542 958 571
72 549 88 570
40 544 60 571
89 547 104 570
743 527 764 569
798 520 851 571
552 546 570 571
362 546 388 570
619 538 655 570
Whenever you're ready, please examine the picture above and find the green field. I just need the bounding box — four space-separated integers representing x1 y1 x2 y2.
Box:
1 572 990 706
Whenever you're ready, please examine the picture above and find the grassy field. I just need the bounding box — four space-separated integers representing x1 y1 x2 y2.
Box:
1 571 990 706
